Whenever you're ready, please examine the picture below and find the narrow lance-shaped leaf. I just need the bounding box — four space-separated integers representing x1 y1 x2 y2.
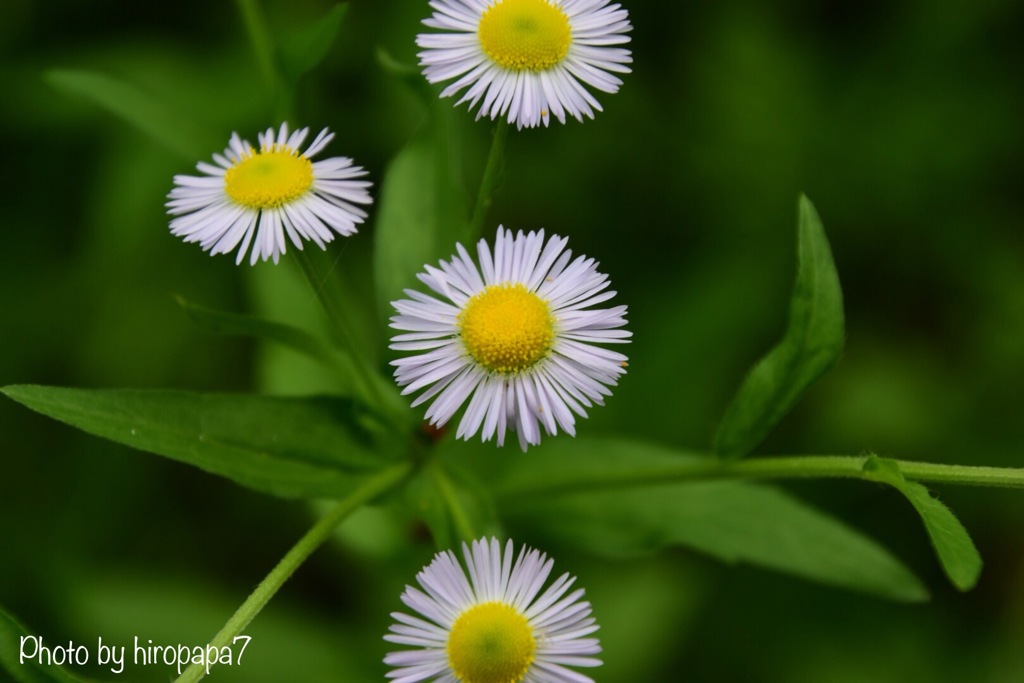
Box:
492 438 928 602
400 464 502 551
373 102 470 321
277 3 350 85
0 607 96 683
1 385 404 500
174 294 361 393
437 456 504 543
864 456 983 591
714 194 845 458
45 69 209 160
241 260 413 425
404 470 455 551
376 48 435 102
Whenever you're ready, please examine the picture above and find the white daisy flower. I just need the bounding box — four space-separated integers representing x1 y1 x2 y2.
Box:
385 537 602 683
417 0 633 129
166 122 372 265
389 226 630 451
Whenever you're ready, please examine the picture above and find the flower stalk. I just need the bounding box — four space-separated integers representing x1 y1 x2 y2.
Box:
430 462 477 542
174 462 412 683
469 117 509 239
235 0 290 119
496 455 1024 499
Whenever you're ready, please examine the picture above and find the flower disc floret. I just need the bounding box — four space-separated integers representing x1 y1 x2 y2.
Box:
459 283 554 374
478 0 571 72
447 601 536 683
224 146 314 209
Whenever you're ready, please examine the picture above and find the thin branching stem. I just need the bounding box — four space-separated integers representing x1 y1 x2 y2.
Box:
469 118 510 239
431 462 478 542
235 0 291 120
174 462 412 683
496 455 1024 499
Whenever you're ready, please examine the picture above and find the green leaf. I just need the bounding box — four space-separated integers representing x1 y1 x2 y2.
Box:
174 294 359 391
713 194 845 458
277 3 349 85
436 459 504 543
901 484 982 590
403 441 506 547
864 457 983 590
375 47 420 80
1 385 404 500
373 103 470 322
375 47 435 102
44 69 208 160
412 471 498 550
493 438 928 602
491 437 709 498
0 608 95 683
404 469 455 551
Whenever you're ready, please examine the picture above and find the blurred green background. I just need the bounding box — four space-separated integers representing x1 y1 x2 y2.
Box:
2 0 1023 680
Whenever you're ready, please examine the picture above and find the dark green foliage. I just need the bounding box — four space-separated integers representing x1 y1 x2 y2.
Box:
714 196 845 458
2 386 402 499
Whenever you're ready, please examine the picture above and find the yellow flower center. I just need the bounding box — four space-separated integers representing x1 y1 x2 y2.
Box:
458 283 554 374
224 145 314 209
477 0 572 72
447 602 536 683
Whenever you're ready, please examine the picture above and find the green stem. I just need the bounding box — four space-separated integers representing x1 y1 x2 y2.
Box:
891 460 1024 488
174 462 411 683
293 246 355 346
469 118 510 238
430 463 477 542
292 247 390 408
736 456 1024 488
235 0 291 120
497 455 1024 499
293 248 415 431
